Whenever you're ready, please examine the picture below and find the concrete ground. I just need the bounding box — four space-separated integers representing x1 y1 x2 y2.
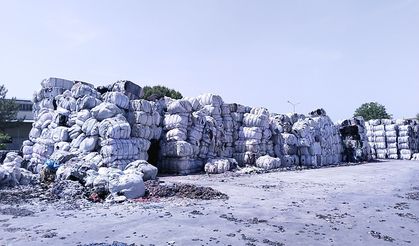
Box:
1 160 419 246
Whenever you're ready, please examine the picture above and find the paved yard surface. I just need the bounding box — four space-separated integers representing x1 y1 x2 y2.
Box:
1 160 419 246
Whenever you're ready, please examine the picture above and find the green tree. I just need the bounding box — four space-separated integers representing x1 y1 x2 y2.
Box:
0 85 19 149
354 102 392 121
143 85 183 100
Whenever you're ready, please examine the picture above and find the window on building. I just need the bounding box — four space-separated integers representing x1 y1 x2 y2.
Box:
19 103 33 111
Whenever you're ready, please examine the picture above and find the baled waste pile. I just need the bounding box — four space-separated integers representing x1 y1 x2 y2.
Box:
291 109 343 167
365 119 391 159
16 78 161 199
365 119 419 160
338 117 371 162
4 77 419 198
396 120 419 160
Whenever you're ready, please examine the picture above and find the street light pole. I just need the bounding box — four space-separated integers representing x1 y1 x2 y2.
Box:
287 100 300 114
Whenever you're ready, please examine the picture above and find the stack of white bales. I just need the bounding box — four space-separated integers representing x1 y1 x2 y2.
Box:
293 109 342 167
270 114 298 167
0 152 36 186
26 78 75 172
24 78 157 173
397 120 416 160
231 104 249 165
369 119 387 159
233 107 272 166
195 94 225 159
159 99 199 174
127 99 162 154
268 114 285 160
414 121 419 154
385 123 399 159
365 121 376 159
220 103 235 158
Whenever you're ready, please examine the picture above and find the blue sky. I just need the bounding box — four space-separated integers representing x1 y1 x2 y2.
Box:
0 0 418 120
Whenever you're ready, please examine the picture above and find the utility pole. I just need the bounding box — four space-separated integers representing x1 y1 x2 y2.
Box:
287 100 300 114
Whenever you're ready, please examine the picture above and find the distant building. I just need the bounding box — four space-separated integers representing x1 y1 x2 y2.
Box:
2 99 34 150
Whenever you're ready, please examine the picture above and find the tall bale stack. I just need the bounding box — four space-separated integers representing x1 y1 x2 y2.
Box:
27 78 75 172
396 119 417 160
292 109 342 167
385 123 399 159
220 104 235 158
230 103 247 162
269 114 298 167
23 78 157 173
369 119 387 159
233 107 271 166
365 121 376 159
195 94 225 159
159 99 199 174
339 117 370 162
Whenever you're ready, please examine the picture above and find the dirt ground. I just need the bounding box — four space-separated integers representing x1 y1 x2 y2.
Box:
1 160 419 246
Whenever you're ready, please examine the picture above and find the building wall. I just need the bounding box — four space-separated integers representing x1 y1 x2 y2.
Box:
3 122 33 150
1 99 34 150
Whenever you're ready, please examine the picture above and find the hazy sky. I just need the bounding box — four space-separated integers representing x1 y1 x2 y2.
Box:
0 0 418 120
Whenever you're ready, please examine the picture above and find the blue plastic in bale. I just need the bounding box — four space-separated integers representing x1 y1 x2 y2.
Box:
45 159 60 171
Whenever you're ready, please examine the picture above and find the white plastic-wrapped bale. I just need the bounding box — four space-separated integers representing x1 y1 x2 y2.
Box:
100 138 150 170
365 121 376 159
109 80 144 100
102 92 130 110
1 152 37 187
204 158 237 174
125 160 158 181
293 109 343 167
397 122 416 160
255 155 281 170
233 107 272 166
371 119 387 159
157 97 200 174
385 124 399 159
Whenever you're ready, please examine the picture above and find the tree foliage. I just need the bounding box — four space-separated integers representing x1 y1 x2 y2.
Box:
0 85 19 149
416 113 419 121
354 102 392 121
0 132 11 150
143 85 183 100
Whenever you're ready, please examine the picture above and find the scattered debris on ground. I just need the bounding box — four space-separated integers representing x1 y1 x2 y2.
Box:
143 180 228 200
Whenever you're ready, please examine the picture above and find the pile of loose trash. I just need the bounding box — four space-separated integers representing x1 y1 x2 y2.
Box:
1 77 418 200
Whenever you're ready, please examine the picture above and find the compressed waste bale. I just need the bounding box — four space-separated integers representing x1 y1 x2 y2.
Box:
160 141 194 157
0 153 37 187
102 92 130 110
109 80 144 100
255 155 281 170
204 158 237 174
91 103 123 121
339 117 370 162
125 160 158 181
233 107 271 166
76 95 102 111
71 81 99 99
98 115 131 139
397 121 417 160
